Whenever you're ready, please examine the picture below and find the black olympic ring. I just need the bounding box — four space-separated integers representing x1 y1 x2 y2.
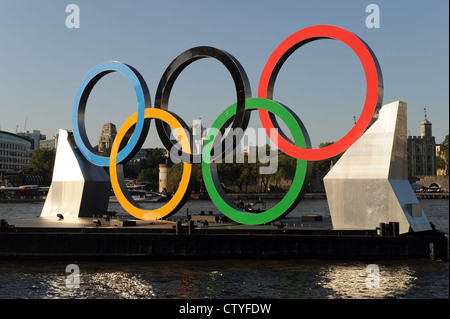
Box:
154 46 252 163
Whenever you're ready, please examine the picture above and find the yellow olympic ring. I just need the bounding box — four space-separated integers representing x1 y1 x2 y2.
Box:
109 108 193 220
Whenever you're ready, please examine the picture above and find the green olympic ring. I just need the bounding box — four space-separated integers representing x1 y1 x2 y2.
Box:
202 98 309 225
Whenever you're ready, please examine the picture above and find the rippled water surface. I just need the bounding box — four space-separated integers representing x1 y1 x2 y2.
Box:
0 199 448 299
0 259 447 299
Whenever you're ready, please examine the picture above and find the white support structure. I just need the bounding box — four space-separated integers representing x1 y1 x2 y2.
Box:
324 101 432 234
41 129 110 218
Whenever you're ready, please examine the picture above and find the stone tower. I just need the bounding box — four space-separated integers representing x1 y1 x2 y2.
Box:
98 123 117 153
420 107 432 138
407 107 436 176
159 164 171 193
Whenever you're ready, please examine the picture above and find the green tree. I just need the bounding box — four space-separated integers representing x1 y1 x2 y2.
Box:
136 148 168 189
217 154 246 193
102 147 111 157
265 152 296 190
216 150 272 193
277 153 296 182
167 163 205 193
258 144 275 192
437 135 449 175
28 148 56 185
167 162 184 191
269 168 283 188
239 155 260 193
141 148 168 169
138 168 156 185
311 142 342 174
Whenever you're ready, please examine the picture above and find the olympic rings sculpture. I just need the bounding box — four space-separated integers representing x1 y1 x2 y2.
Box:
72 25 383 225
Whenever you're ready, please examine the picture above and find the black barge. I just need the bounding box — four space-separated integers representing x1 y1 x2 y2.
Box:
0 215 448 261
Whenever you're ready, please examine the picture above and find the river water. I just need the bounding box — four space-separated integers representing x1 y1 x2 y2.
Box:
0 199 448 299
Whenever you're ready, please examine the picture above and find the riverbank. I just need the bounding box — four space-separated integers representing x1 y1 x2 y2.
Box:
188 192 328 200
1 192 447 203
0 197 46 203
415 192 449 199
190 192 449 200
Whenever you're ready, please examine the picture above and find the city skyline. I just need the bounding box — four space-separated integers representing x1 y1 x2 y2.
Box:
0 0 448 151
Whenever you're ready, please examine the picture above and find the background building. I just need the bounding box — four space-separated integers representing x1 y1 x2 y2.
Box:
98 123 117 153
0 130 33 179
189 119 206 156
407 108 436 177
39 134 59 150
17 130 46 150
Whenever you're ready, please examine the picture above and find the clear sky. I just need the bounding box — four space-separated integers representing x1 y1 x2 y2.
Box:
0 0 448 151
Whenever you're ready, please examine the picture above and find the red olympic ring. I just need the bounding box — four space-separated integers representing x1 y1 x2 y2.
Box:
258 25 383 161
